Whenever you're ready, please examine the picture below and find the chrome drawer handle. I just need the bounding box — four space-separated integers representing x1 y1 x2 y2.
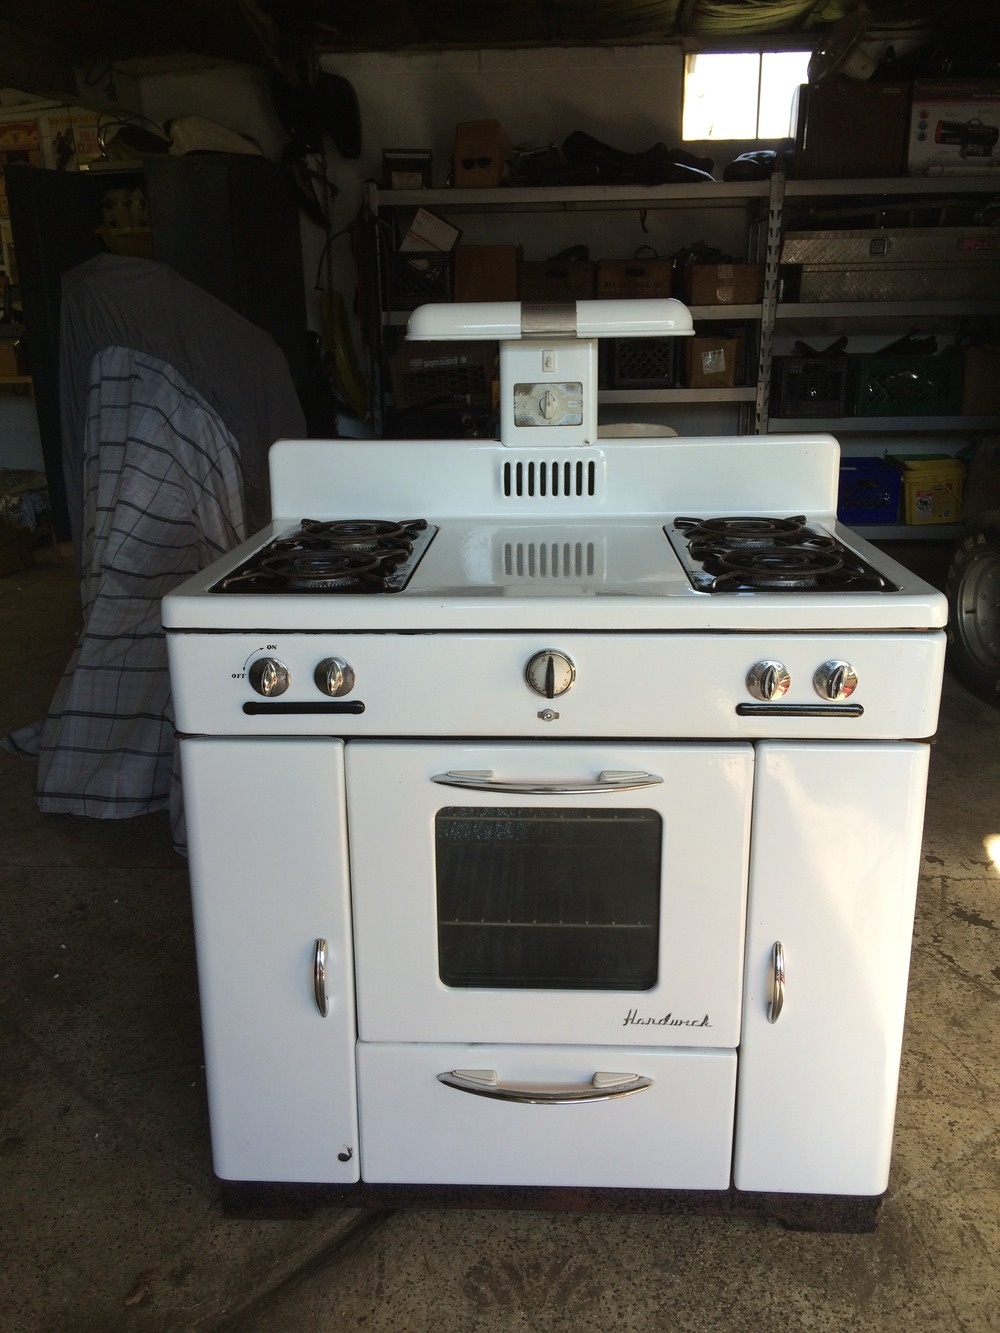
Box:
767 940 785 1024
430 769 664 794
437 1069 653 1104
313 938 330 1018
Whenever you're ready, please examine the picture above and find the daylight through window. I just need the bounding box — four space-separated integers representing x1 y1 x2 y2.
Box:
682 51 811 140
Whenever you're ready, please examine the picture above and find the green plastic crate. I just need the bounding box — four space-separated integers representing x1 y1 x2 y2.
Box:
852 355 963 417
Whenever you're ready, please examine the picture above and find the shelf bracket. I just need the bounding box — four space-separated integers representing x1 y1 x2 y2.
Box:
754 170 786 434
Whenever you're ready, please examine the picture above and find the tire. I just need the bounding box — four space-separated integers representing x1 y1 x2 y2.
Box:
947 510 1000 706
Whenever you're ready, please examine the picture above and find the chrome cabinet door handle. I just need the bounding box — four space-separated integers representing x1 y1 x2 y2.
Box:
430 769 664 794
767 940 785 1024
437 1068 653 1104
313 938 330 1018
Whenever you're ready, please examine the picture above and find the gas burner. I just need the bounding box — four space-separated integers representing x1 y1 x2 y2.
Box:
706 545 846 591
666 516 901 595
675 515 823 553
212 518 436 593
297 519 428 553
257 549 394 590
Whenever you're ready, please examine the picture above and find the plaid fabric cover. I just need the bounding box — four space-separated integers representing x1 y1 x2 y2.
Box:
35 346 246 823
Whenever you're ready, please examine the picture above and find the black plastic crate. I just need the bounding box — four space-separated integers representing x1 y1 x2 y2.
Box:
390 250 452 310
611 338 679 389
772 356 850 418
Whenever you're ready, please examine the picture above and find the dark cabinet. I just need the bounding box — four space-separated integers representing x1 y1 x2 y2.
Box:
7 155 308 540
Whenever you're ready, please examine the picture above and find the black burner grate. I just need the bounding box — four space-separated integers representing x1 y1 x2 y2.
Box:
213 519 433 593
670 516 899 594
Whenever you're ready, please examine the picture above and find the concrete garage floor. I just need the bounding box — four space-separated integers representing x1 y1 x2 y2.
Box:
2 541 999 1333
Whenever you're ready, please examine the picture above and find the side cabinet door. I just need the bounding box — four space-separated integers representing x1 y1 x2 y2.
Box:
181 737 358 1183
734 741 929 1195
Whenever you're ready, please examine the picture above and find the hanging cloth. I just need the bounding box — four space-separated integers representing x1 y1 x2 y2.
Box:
32 346 245 822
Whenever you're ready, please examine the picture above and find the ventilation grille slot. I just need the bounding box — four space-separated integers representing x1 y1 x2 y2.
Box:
502 458 598 500
503 542 598 580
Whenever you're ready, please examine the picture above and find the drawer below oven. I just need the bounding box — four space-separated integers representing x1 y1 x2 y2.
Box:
357 1042 736 1189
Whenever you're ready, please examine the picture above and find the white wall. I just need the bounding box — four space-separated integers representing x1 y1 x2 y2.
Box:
319 45 686 190
134 47 756 435
137 62 331 332
4 45 787 472
133 46 721 311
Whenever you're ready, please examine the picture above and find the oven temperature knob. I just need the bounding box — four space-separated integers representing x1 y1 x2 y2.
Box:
813 660 858 701
746 660 791 701
525 649 576 699
248 657 290 697
314 657 356 697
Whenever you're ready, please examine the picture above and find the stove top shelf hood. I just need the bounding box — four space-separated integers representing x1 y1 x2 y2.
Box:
407 299 694 449
406 298 695 342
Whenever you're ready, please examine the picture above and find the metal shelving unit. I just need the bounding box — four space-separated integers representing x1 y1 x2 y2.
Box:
763 173 1000 538
364 176 999 538
372 182 770 212
364 180 769 437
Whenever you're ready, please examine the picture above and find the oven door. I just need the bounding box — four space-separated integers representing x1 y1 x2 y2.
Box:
346 741 752 1048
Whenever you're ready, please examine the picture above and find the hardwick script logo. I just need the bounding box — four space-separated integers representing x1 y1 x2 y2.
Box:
623 1008 711 1028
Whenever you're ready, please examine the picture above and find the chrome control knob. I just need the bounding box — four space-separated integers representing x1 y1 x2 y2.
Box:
314 657 356 697
746 660 791 702
525 649 576 699
813 660 858 701
248 657 290 697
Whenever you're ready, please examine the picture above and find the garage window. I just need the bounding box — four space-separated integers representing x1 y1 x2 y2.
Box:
682 51 811 140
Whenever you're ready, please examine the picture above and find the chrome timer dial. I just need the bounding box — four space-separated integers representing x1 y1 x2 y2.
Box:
525 649 576 699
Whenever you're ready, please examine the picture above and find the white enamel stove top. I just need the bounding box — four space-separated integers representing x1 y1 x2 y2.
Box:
162 437 947 635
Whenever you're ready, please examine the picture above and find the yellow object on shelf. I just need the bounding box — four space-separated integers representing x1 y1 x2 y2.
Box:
893 455 966 525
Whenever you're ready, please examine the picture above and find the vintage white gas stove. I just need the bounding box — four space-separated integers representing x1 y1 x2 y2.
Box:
163 300 946 1223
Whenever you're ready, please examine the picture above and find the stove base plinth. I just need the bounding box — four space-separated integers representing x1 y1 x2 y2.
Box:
218 1179 884 1233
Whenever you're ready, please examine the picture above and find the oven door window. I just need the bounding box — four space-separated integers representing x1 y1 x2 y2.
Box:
435 806 661 990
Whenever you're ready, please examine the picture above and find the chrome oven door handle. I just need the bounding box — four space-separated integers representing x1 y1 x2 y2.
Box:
437 1069 653 1104
313 938 330 1018
430 769 664 794
767 940 785 1023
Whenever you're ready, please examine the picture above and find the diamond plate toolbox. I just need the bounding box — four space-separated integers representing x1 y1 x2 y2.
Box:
779 227 1000 302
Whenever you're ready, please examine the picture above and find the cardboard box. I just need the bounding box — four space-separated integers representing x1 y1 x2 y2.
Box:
518 260 596 301
453 120 512 188
383 149 432 190
686 336 744 389
962 344 1000 414
681 263 764 305
453 245 521 302
908 80 1000 175
596 258 674 299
